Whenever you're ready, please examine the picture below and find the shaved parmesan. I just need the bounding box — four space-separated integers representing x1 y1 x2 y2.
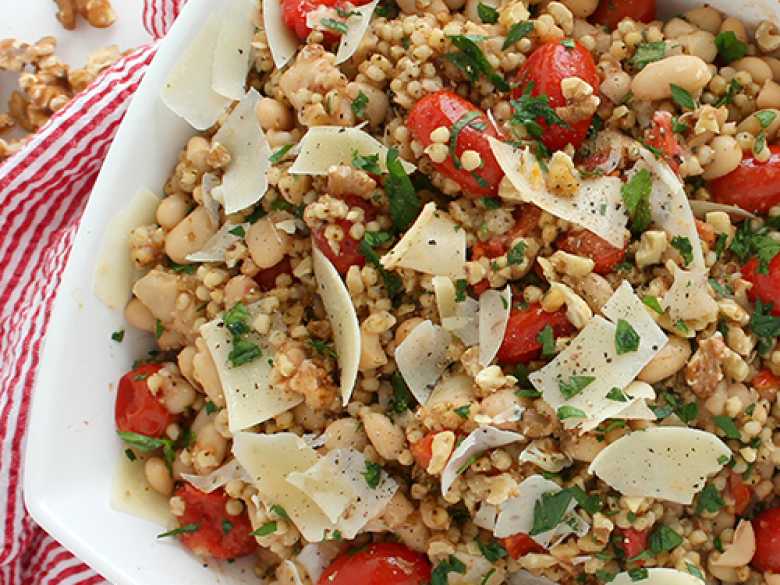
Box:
443 297 480 347
663 263 718 323
509 571 559 585
161 12 231 130
518 441 572 473
479 286 511 366
296 543 342 583
233 432 332 542
494 475 588 547
609 381 657 423
380 202 466 278
335 0 380 64
474 503 499 530
212 89 272 214
180 459 250 493
394 320 452 406
588 427 730 504
448 554 497 585
201 319 302 432
286 460 354 523
289 126 416 175
212 0 256 100
312 246 361 405
689 200 757 220
427 375 475 409
611 569 704 585
186 222 248 263
433 276 457 321
201 173 222 224
490 139 627 248
262 0 299 69
530 281 668 431
284 561 304 585
94 189 159 309
441 427 524 495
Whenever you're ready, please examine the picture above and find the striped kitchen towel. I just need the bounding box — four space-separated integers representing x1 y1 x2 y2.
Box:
0 1 184 583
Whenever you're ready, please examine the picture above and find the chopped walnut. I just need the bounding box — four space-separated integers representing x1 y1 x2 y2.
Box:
556 77 600 125
686 333 729 398
545 151 580 197
271 340 339 410
54 0 116 30
327 164 377 198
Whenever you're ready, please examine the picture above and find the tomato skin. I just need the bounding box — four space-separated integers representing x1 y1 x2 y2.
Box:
646 111 681 173
115 364 173 438
742 254 780 316
729 472 752 516
407 91 503 198
254 257 292 291
175 485 256 560
410 432 438 469
710 145 780 214
497 305 575 365
753 368 780 401
557 229 626 274
473 205 543 261
312 197 377 275
318 543 431 585
619 528 649 560
282 0 340 42
513 41 599 151
501 533 545 558
591 0 656 29
752 507 780 572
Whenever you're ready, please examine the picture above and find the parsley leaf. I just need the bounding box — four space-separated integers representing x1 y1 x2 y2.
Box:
507 241 527 265
517 388 542 399
351 91 368 118
510 83 567 139
390 371 413 413
687 563 705 581
450 111 487 168
606 387 628 402
124 448 136 461
530 490 574 535
756 110 777 129
715 31 748 62
502 21 534 50
670 84 695 111
205 400 218 415
228 339 262 367
352 151 382 174
751 300 780 352
431 556 467 585
557 405 587 420
561 38 575 49
224 302 251 336
309 338 337 358
446 35 509 91
118 431 175 468
455 279 468 302
481 197 501 209
648 524 683 554
360 236 404 298
157 524 199 539
251 521 277 536
477 2 498 23
269 144 293 164
715 78 742 106
696 483 725 514
538 324 555 357
615 319 640 354
713 415 741 440
559 375 595 399
454 404 471 419
111 329 125 342
385 148 421 231
631 42 665 69
155 319 164 339
321 17 348 34
228 225 246 238
621 169 653 234
642 295 664 315
629 568 649 582
477 539 507 563
271 504 290 520
362 460 382 489
671 236 693 266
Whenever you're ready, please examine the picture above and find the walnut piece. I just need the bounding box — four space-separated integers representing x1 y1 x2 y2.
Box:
54 0 116 30
685 333 728 398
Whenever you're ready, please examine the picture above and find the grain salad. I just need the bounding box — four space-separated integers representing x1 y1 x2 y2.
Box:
100 0 780 584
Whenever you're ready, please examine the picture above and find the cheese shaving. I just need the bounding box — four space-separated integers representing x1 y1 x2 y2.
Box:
433 276 457 321
160 12 231 130
440 426 524 495
94 189 159 309
296 543 342 584
518 441 572 473
509 571 559 585
442 297 480 347
380 202 466 278
286 454 357 523
473 503 498 531
588 427 730 504
289 126 416 175
200 319 302 432
212 0 256 100
478 286 511 366
180 459 251 493
335 0 380 64
663 262 719 322
212 89 272 214
262 0 300 70
312 246 361 405
689 200 757 220
611 569 705 585
201 172 222 224
489 138 627 248
394 320 452 406
186 223 248 263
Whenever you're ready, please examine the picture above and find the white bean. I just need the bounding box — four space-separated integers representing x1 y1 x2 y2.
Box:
720 17 748 43
663 17 697 39
124 297 156 332
156 194 190 230
164 206 217 265
192 338 225 405
733 57 774 85
144 457 174 496
684 6 722 34
255 97 294 131
678 31 717 63
736 108 780 138
630 55 712 101
638 336 691 383
361 411 405 460
758 80 780 109
702 135 742 180
324 418 369 451
246 217 289 269
347 82 389 128
561 0 598 18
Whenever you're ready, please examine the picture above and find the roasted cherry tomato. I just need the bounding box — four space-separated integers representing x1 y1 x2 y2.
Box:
501 533 545 559
312 196 377 275
591 0 656 29
472 205 543 261
407 90 504 198
646 111 681 173
557 229 626 274
729 472 752 516
410 432 438 469
254 257 292 291
742 253 780 316
752 507 780 572
174 485 256 560
753 368 780 401
513 41 599 151
710 145 780 214
318 542 431 585
115 364 172 438
618 528 649 560
497 305 575 365
281 0 372 42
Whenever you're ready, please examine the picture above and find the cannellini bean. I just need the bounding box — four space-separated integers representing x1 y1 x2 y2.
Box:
178 346 197 385
733 57 774 85
663 17 697 39
703 136 742 180
766 57 780 82
360 328 387 370
561 0 598 18
756 20 780 53
164 206 217 265
600 70 632 104
132 269 179 322
156 194 190 230
382 491 415 528
223 275 258 308
684 6 722 34
192 338 225 405
720 17 748 43
631 56 711 101
736 108 780 139
347 82 389 128
162 377 197 414
144 457 174 496
361 411 405 460
324 418 369 451
562 433 606 463
255 97 293 131
246 217 289 269
124 297 156 332
757 80 780 109
678 31 718 63
638 336 691 383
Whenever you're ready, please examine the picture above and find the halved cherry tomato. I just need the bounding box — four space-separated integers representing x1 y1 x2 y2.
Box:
695 219 716 247
174 484 256 560
318 542 431 585
557 229 626 274
407 90 504 198
729 471 752 516
472 205 543 261
281 0 372 42
115 364 172 438
497 305 575 365
410 432 438 469
514 41 599 151
752 368 780 401
591 0 656 29
501 533 545 559
254 257 292 291
312 196 377 275
710 145 780 214
752 507 780 572
742 253 780 316
646 111 681 173
618 528 649 561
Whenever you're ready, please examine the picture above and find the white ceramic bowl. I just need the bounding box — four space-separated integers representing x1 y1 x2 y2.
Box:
23 0 780 583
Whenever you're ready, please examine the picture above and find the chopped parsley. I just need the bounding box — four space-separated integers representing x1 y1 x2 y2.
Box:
480 569 497 585
155 319 164 339
222 520 233 534
559 375 595 400
751 299 780 354
360 235 404 298
606 387 628 402
454 404 471 419
714 232 728 259
352 151 382 174
456 454 478 475
124 448 136 461
561 38 575 49
309 338 337 358
157 524 199 539
629 568 649 582
686 563 705 581
557 405 586 420
715 78 742 106
455 279 468 302
431 556 467 585
250 521 277 537
642 295 664 315
477 539 507 563
390 371 413 413
646 524 683 555
631 41 665 69
385 147 421 231
671 236 693 266
269 144 293 164
169 261 196 274
117 431 176 468
228 225 246 238
615 319 640 354
756 110 777 129
351 91 368 118
477 2 498 23
713 415 741 440
730 221 780 273
205 400 218 415
621 169 653 234
271 504 290 520
675 319 689 334
502 21 534 50
715 31 748 62
696 483 725 514
362 460 382 489
446 35 509 91
516 388 542 399
321 17 348 34
507 241 527 265
224 302 251 336
481 197 501 209
450 111 487 168
363 230 393 248
670 84 696 111
538 324 555 357
111 329 125 343
228 339 262 367
530 490 574 535
510 83 567 140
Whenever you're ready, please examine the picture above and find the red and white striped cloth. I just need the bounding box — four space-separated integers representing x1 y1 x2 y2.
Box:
0 2 185 583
